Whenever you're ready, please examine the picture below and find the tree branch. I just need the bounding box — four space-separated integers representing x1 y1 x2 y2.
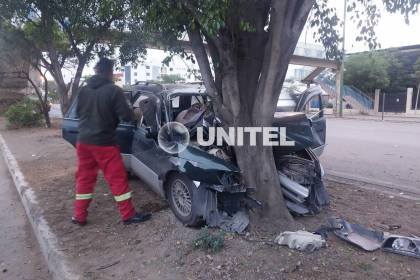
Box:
58 18 82 58
186 23 233 123
186 25 217 98
254 0 313 124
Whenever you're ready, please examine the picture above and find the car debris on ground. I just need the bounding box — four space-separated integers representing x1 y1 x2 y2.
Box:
327 217 420 258
274 230 326 252
275 217 420 259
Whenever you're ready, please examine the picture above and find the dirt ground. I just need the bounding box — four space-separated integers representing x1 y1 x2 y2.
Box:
1 119 420 280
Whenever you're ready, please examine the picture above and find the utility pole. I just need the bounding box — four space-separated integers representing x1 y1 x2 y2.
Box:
415 83 420 114
382 92 386 121
338 0 347 117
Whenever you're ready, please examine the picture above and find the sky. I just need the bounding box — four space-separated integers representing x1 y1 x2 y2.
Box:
302 0 420 54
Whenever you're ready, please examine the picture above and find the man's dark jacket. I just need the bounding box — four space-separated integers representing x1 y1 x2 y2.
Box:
76 75 132 146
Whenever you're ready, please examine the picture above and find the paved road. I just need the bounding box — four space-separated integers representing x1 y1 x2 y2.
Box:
322 118 420 193
0 157 49 279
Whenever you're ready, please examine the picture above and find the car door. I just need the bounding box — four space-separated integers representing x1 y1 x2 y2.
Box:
62 96 79 147
61 95 135 154
294 86 326 156
130 93 172 197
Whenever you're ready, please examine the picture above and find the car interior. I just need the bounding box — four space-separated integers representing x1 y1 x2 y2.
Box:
171 95 210 129
131 90 212 133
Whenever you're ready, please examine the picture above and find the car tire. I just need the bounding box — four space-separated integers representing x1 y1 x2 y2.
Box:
166 173 202 227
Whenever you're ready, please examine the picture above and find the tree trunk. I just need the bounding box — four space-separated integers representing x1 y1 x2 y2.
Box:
58 81 70 115
184 0 313 229
69 57 87 106
26 73 51 128
234 144 294 227
46 71 69 116
42 105 51 128
42 73 51 128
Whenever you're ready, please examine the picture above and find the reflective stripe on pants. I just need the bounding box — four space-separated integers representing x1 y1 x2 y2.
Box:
114 191 132 202
76 193 93 200
73 143 136 221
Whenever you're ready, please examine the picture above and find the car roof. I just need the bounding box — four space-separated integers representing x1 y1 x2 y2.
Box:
126 82 207 98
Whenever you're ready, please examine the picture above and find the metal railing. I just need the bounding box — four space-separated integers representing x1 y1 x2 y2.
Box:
315 75 374 110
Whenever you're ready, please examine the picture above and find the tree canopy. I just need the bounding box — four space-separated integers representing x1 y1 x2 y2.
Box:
345 50 420 95
344 52 391 95
161 74 185 84
0 0 149 113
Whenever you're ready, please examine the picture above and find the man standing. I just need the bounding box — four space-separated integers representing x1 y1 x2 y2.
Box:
72 57 151 226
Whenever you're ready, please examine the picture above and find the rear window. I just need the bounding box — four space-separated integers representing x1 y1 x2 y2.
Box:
276 89 297 112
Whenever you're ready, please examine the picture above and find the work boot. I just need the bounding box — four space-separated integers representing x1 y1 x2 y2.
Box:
123 212 151 225
71 217 87 226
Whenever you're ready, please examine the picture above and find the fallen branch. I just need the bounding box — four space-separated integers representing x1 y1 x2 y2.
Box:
96 260 120 271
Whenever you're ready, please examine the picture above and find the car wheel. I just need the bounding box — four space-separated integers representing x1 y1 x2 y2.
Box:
166 173 202 227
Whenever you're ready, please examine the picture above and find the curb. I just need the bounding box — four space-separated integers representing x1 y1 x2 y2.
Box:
325 174 420 202
0 134 81 280
326 115 420 124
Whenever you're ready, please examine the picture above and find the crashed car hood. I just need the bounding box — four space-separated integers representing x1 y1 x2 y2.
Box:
178 146 239 172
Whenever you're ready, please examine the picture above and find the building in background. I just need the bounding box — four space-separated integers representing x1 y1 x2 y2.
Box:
122 49 200 85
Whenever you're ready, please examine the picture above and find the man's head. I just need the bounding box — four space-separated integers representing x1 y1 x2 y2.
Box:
94 57 114 80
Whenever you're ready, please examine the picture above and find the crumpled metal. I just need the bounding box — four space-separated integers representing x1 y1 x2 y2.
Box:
274 230 326 252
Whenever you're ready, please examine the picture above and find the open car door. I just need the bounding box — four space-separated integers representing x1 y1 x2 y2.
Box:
62 96 79 147
294 86 326 156
61 93 136 155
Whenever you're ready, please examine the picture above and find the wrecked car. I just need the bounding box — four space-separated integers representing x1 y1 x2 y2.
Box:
62 82 329 231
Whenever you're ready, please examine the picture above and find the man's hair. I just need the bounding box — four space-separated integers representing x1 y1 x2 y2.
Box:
94 57 114 75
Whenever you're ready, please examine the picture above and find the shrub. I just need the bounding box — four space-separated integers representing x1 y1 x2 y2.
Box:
5 98 43 128
193 227 225 252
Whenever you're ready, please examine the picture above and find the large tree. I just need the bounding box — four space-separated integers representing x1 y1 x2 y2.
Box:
0 0 148 114
344 52 391 96
139 0 420 227
0 22 62 127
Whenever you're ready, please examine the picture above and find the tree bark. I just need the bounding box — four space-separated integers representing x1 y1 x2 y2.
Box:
234 144 294 225
55 73 70 115
69 42 95 105
26 72 51 128
41 70 51 128
184 0 313 229
69 57 87 106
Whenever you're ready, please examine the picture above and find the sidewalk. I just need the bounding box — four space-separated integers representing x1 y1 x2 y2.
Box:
0 156 49 280
326 113 420 123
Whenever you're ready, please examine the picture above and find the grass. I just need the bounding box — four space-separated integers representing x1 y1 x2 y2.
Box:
193 227 225 252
